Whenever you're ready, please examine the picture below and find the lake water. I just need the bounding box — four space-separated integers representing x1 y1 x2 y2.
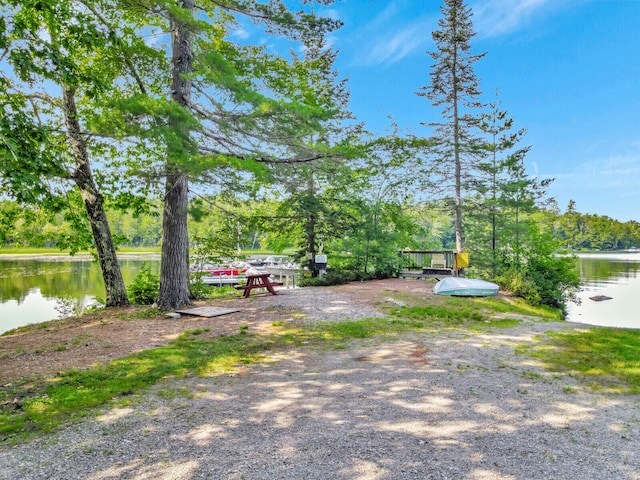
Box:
0 255 160 335
566 252 640 329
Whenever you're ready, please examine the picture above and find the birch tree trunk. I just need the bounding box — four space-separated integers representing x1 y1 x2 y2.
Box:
62 86 129 307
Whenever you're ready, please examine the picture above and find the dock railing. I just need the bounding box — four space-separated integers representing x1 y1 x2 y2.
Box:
398 250 463 278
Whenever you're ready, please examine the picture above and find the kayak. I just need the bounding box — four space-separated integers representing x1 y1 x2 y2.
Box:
433 277 499 296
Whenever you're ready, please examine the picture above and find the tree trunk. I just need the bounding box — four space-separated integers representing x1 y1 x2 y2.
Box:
452 35 464 254
306 213 317 275
62 87 129 307
157 0 195 309
305 175 317 275
157 171 191 310
453 85 464 254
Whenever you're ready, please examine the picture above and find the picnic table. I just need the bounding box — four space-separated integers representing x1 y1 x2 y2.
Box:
234 273 283 298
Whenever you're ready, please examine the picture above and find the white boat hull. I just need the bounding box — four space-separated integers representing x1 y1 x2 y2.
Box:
433 277 499 296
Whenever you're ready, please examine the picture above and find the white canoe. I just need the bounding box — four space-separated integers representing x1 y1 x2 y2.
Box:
433 277 499 296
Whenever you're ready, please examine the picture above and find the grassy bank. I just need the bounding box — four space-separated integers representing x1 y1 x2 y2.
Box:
519 327 640 394
1 296 639 445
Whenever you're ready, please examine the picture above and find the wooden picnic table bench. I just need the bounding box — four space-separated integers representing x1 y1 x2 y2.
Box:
234 273 284 298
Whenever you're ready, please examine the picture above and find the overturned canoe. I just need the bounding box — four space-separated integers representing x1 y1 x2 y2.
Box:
433 277 499 297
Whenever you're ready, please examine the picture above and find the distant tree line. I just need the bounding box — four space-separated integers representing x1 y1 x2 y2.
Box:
546 201 640 251
2 197 637 254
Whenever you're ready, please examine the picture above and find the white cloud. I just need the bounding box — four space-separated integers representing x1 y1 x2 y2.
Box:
349 3 435 67
362 22 429 66
230 25 250 40
471 0 563 37
547 148 640 219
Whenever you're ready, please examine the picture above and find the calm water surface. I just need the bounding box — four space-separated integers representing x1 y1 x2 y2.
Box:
566 252 640 329
0 255 159 334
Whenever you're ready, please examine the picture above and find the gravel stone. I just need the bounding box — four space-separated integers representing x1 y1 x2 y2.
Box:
1 286 639 479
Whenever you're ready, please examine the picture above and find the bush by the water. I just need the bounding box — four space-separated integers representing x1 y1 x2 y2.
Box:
127 263 160 305
496 254 580 311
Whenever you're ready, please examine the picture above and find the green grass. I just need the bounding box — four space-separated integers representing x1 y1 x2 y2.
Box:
122 307 161 320
519 327 640 394
0 247 73 255
387 296 557 330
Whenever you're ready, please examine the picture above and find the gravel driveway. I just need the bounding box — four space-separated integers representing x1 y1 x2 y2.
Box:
1 285 639 479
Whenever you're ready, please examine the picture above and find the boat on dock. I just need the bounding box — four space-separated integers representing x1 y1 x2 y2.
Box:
190 263 249 286
190 257 301 287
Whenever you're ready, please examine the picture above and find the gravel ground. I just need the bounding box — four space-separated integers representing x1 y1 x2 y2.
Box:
1 286 639 480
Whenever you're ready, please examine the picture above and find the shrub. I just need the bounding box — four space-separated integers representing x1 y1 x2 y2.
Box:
190 280 237 300
496 254 579 312
298 269 357 287
127 263 159 305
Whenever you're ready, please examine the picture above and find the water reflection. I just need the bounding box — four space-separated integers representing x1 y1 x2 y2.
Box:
0 256 159 334
567 253 640 329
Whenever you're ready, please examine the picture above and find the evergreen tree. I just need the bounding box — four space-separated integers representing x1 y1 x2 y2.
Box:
266 36 361 274
469 93 529 274
101 1 343 309
417 0 485 252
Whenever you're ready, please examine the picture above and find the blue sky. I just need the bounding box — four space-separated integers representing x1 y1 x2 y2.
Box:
314 0 640 222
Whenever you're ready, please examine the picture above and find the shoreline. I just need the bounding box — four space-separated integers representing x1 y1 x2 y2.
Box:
0 252 161 261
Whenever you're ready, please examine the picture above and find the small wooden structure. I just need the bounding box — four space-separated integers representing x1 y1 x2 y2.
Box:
398 250 468 279
234 273 284 298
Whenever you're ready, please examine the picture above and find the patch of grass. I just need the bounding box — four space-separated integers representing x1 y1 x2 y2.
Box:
520 327 640 394
391 301 485 325
473 297 561 321
314 317 428 340
0 330 274 441
191 284 239 300
71 334 92 346
389 295 560 331
123 308 161 320
2 319 56 337
0 247 74 255
187 328 211 336
156 387 193 400
483 318 521 328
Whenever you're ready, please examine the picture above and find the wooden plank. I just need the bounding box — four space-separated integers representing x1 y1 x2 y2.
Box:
175 307 239 317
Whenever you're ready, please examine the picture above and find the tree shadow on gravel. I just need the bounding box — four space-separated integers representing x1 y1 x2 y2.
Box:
2 327 639 480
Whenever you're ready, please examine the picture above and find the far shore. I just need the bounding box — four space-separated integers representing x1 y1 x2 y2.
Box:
0 252 161 261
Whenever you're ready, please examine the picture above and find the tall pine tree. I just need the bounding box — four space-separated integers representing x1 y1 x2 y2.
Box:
107 2 343 309
417 0 485 252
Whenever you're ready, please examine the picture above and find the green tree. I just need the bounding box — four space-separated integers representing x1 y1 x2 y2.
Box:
0 0 153 306
467 94 552 275
417 0 486 253
104 1 343 309
266 36 362 274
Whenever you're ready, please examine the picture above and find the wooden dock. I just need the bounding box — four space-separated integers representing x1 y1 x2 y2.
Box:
398 250 468 279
